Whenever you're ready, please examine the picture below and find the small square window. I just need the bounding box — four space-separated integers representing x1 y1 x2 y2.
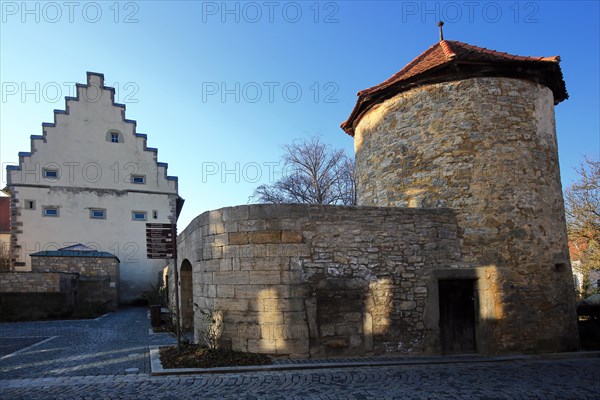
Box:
90 209 106 219
106 130 122 143
152 210 158 219
132 211 147 221
43 169 59 179
25 200 36 210
43 206 59 217
131 175 146 184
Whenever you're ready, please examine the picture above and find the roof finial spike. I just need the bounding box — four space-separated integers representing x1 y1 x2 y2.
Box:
438 20 444 41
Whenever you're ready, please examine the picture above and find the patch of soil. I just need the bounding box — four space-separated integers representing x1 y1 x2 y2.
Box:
159 344 272 369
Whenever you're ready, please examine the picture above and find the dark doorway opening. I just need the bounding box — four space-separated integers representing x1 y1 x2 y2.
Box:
439 279 477 354
180 260 193 330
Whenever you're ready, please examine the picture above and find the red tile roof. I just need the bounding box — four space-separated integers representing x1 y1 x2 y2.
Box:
341 40 568 136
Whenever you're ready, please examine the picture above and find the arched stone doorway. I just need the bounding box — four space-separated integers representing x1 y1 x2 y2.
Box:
180 259 194 330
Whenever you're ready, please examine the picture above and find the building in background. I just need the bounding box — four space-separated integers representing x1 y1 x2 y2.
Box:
0 192 10 271
5 72 183 303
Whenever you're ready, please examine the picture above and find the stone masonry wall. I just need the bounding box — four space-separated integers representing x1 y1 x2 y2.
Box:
178 204 463 358
0 271 61 293
354 77 579 353
32 256 118 278
31 256 119 310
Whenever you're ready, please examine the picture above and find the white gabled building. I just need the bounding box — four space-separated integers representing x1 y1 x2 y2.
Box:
6 72 183 303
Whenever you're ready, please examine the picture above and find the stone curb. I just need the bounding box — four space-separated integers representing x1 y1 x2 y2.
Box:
149 347 600 376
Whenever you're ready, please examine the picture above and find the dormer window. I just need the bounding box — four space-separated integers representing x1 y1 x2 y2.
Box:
106 130 122 143
131 175 146 184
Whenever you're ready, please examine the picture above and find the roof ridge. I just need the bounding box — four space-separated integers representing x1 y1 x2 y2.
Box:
446 40 560 63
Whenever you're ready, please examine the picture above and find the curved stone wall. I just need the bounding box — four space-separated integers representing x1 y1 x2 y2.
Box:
177 204 462 358
354 77 578 352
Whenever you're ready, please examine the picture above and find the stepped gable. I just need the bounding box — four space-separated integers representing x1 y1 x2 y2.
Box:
6 72 178 186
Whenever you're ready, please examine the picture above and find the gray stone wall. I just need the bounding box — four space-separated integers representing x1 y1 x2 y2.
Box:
179 204 464 358
0 271 62 292
31 256 119 310
354 77 578 353
32 255 118 277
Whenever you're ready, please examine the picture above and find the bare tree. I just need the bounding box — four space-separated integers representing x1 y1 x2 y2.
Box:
251 136 356 205
565 156 600 292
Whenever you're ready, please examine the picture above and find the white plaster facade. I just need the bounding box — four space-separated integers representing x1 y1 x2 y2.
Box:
0 192 10 268
6 72 182 303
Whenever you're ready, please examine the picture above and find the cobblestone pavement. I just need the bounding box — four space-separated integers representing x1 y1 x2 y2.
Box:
0 307 175 378
1 308 599 399
0 358 598 399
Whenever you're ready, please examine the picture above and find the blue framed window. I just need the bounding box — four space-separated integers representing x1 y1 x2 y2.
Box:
132 211 147 221
90 209 106 219
131 175 146 184
43 168 59 179
106 130 122 143
43 206 59 217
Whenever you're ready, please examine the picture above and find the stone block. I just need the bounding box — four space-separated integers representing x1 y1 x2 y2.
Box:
234 284 278 299
216 285 235 298
283 311 306 324
249 271 281 285
281 231 303 243
238 219 267 232
283 324 310 339
256 310 284 323
207 223 225 235
276 338 309 356
213 271 249 285
248 231 281 244
267 218 300 230
214 298 250 312
213 233 229 246
247 339 275 354
228 232 248 245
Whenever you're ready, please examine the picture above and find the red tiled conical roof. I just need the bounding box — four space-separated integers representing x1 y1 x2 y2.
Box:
341 40 568 136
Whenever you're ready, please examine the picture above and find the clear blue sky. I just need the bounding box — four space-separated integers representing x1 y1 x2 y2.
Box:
1 1 598 229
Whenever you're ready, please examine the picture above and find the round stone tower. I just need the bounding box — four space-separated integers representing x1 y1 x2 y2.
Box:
342 39 578 354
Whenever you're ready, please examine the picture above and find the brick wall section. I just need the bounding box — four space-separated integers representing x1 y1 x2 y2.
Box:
354 77 578 353
0 271 61 292
178 204 463 358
